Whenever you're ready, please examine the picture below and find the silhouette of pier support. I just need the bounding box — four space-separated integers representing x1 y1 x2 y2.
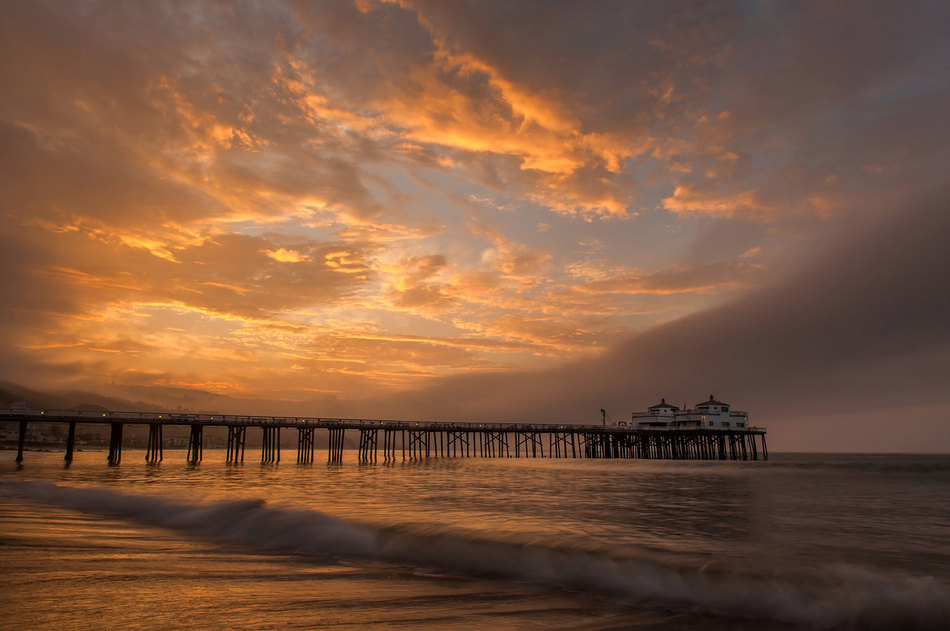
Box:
64 421 77 462
107 422 123 464
551 432 576 458
15 420 27 463
187 424 203 464
407 430 427 459
381 429 399 461
484 431 508 457
327 428 345 463
357 429 377 462
261 426 279 463
145 423 163 463
226 426 246 463
445 430 467 457
515 431 544 458
297 427 315 464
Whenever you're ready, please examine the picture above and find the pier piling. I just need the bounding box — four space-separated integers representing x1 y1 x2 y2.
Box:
187 424 203 464
297 427 315 464
261 426 279 463
327 428 345 463
357 428 378 463
146 423 163 463
64 421 76 462
15 420 27 463
107 422 123 464
226 426 246 463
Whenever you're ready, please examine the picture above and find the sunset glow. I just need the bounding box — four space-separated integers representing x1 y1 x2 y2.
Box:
2 1 948 450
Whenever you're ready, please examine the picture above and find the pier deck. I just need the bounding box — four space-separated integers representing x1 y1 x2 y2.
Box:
1 409 767 464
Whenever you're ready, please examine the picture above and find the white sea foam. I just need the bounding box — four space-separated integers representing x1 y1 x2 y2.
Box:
3 480 947 630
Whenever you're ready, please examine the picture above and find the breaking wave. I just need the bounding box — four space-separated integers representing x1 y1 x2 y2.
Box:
3 481 947 630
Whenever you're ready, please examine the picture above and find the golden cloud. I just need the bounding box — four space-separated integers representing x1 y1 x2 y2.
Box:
662 184 770 218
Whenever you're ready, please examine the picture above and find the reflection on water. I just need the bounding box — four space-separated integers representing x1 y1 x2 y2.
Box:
1 450 949 630
5 449 948 573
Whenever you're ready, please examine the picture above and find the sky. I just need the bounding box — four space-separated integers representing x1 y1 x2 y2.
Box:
1 1 948 451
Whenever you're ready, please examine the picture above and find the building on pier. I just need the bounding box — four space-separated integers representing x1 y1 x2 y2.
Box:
629 399 679 428
630 395 749 430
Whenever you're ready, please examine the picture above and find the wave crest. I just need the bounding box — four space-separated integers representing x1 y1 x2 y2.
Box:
3 481 947 630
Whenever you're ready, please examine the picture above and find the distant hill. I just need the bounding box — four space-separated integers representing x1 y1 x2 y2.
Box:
0 381 180 413
0 380 342 419
107 384 229 411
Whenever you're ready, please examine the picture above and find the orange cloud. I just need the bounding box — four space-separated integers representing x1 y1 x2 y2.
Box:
277 40 643 218
567 260 764 296
5 0 937 411
264 248 309 263
662 184 770 218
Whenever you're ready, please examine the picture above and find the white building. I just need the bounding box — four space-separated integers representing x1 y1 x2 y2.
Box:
629 398 679 428
629 395 749 430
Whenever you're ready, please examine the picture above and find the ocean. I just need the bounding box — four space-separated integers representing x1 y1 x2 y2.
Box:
1 450 947 630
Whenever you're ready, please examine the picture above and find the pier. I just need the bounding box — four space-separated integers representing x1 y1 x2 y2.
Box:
1 409 767 464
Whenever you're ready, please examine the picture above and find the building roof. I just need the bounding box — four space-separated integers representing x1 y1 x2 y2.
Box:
648 397 680 410
695 394 728 407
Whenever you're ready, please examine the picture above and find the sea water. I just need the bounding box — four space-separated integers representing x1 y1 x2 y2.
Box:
1 450 948 630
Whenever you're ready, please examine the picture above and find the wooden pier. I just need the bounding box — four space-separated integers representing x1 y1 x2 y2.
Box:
1 409 767 464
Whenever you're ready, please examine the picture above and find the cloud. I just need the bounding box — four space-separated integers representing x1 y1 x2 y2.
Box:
264 248 310 263
662 184 769 219
568 260 764 296
366 191 950 451
0 0 948 451
467 213 552 283
384 253 454 310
